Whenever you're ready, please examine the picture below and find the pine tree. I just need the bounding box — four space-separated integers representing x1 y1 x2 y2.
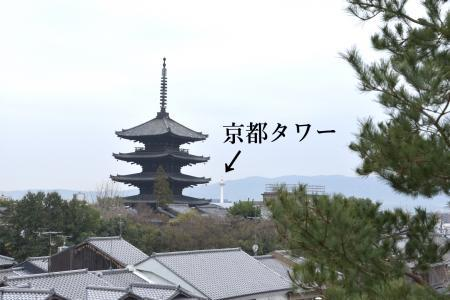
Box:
343 0 449 197
153 166 173 208
267 186 449 299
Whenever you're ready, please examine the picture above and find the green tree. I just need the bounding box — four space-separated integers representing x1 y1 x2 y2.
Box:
268 185 449 299
0 192 101 260
228 200 261 218
343 0 449 197
153 166 173 207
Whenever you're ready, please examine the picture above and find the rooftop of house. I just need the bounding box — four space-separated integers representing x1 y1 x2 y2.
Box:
4 269 111 299
94 268 148 287
0 255 15 267
0 267 32 279
15 256 49 274
85 283 198 300
138 248 292 300
0 287 66 300
84 236 149 267
254 255 292 280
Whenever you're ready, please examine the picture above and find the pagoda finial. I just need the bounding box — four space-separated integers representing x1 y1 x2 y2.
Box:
158 57 168 117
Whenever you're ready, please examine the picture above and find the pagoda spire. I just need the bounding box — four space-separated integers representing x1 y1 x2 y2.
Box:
158 57 168 118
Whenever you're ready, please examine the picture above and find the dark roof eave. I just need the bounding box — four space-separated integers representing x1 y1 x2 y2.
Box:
113 153 209 163
116 131 207 142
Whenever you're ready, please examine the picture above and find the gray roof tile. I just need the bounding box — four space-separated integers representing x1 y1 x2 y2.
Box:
86 237 148 266
255 255 291 280
97 269 148 287
25 256 49 272
0 255 15 267
0 287 62 300
149 248 292 300
6 269 111 300
85 286 128 300
85 283 195 300
0 267 31 280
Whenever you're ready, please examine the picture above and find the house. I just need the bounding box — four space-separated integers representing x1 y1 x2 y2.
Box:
0 268 199 300
16 256 49 274
134 248 292 300
49 236 148 272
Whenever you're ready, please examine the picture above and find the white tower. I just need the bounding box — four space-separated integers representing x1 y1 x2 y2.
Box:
219 179 225 204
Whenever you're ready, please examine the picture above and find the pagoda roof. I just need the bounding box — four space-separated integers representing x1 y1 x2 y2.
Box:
113 150 209 163
111 172 210 184
116 116 207 141
123 194 210 206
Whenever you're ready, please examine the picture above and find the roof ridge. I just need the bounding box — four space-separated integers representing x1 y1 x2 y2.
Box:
129 282 178 290
86 285 127 292
99 268 131 275
86 236 121 241
241 251 292 285
0 255 15 261
167 117 205 135
26 256 49 260
152 248 241 257
0 267 24 273
7 268 89 280
0 287 55 293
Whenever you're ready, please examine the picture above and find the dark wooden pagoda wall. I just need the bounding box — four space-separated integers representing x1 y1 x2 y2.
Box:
49 244 123 272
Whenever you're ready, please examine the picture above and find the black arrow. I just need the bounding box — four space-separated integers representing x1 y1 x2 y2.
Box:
225 150 242 173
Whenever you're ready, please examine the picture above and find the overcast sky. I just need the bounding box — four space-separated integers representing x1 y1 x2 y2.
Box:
0 0 393 192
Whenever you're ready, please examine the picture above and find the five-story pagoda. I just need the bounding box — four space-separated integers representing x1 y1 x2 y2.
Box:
111 58 210 206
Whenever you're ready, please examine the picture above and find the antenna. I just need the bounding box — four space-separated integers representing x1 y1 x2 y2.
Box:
39 231 62 272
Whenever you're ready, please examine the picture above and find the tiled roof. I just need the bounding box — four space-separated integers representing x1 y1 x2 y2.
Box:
116 116 207 141
0 267 31 279
0 287 64 300
5 269 111 300
131 283 189 300
255 255 291 280
0 255 15 267
25 256 49 272
147 248 292 300
86 236 148 266
96 269 148 287
85 286 128 300
85 283 196 300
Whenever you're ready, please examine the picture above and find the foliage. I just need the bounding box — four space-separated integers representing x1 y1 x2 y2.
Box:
0 192 100 260
0 192 282 259
343 0 450 197
96 216 162 254
228 200 262 218
153 166 173 207
267 185 449 299
159 212 281 254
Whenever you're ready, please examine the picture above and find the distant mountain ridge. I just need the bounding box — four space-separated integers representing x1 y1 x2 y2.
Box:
2 175 448 212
